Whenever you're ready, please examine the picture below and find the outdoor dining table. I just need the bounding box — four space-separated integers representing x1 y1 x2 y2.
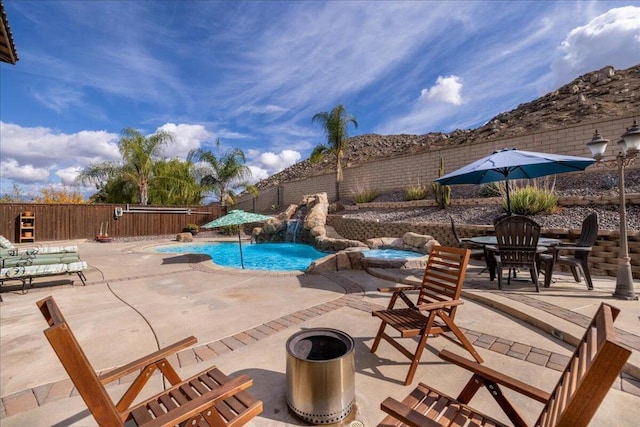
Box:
468 236 562 281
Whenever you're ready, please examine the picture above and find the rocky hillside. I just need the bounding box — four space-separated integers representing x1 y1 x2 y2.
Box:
256 64 640 189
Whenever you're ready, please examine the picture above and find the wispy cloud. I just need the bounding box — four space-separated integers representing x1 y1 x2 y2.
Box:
2 2 639 197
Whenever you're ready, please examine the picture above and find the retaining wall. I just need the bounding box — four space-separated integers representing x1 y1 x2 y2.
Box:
328 216 640 279
238 115 638 211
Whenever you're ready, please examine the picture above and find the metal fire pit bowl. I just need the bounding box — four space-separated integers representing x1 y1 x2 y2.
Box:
286 328 355 424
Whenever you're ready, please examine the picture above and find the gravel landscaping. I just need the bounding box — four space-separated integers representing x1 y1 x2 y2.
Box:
343 170 640 231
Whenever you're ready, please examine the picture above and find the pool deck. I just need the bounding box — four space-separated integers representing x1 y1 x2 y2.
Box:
1 236 639 426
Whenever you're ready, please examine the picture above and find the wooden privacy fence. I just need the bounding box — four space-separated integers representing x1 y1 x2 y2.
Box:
0 203 224 243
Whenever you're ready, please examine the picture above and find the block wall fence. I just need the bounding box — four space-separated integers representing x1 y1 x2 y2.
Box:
236 115 639 210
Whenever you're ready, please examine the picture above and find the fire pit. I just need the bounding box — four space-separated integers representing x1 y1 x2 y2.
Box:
286 328 355 424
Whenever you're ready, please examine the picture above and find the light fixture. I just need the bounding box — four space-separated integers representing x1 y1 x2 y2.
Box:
586 119 638 300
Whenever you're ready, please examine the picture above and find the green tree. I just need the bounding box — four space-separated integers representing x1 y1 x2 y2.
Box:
86 175 136 204
188 140 256 207
310 104 358 201
76 128 173 205
150 158 205 205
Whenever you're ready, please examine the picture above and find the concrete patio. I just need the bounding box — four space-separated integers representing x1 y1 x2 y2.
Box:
1 237 639 426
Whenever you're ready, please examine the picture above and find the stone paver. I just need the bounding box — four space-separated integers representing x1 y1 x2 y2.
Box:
193 344 217 361
176 348 198 367
2 251 639 423
3 391 38 417
207 341 231 355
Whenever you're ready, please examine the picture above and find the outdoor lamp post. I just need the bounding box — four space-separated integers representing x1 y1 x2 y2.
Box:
586 119 640 300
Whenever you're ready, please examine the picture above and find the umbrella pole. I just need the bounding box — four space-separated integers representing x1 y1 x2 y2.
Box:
506 181 512 215
238 229 245 269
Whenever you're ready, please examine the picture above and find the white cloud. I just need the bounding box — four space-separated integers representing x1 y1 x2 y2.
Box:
247 165 270 183
0 159 50 183
155 123 212 158
420 75 464 105
0 123 119 165
246 149 301 183
55 167 84 185
552 6 640 86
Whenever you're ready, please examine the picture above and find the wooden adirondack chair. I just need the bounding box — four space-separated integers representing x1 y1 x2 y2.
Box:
379 302 631 427
37 296 263 426
492 215 542 292
371 246 483 386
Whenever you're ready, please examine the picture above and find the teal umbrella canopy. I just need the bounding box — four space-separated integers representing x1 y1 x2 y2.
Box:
202 210 273 229
201 210 273 269
435 148 595 214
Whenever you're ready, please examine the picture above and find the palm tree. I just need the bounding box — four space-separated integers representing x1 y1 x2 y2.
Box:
77 128 173 205
188 140 256 207
150 158 205 205
310 104 358 200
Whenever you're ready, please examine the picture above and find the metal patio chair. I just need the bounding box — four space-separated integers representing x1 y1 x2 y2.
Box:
540 212 598 290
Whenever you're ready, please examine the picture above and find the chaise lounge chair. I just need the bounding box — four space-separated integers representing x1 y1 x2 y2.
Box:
1 261 88 298
0 236 87 300
0 235 79 256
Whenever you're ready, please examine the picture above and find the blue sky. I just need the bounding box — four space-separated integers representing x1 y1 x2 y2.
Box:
1 1 639 199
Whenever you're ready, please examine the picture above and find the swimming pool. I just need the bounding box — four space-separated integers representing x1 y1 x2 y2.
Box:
155 242 327 271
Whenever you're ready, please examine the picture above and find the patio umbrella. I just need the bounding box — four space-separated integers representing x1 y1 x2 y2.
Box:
201 209 273 269
434 148 595 214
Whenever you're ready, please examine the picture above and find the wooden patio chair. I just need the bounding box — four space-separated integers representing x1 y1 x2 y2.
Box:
540 212 598 290
371 246 483 386
37 296 263 426
492 215 542 292
378 302 631 427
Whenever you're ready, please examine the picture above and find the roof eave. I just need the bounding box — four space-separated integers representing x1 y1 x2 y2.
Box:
0 1 19 64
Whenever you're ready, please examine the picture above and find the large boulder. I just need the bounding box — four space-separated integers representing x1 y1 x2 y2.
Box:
315 236 367 252
252 192 356 250
366 232 439 254
303 193 329 230
263 218 286 235
176 232 193 242
402 232 439 254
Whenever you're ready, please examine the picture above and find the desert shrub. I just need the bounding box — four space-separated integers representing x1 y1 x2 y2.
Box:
479 182 501 197
507 186 558 215
354 190 377 203
351 177 377 203
404 182 428 201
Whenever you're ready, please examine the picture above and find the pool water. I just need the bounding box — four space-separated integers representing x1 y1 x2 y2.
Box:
363 249 424 259
155 242 327 271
